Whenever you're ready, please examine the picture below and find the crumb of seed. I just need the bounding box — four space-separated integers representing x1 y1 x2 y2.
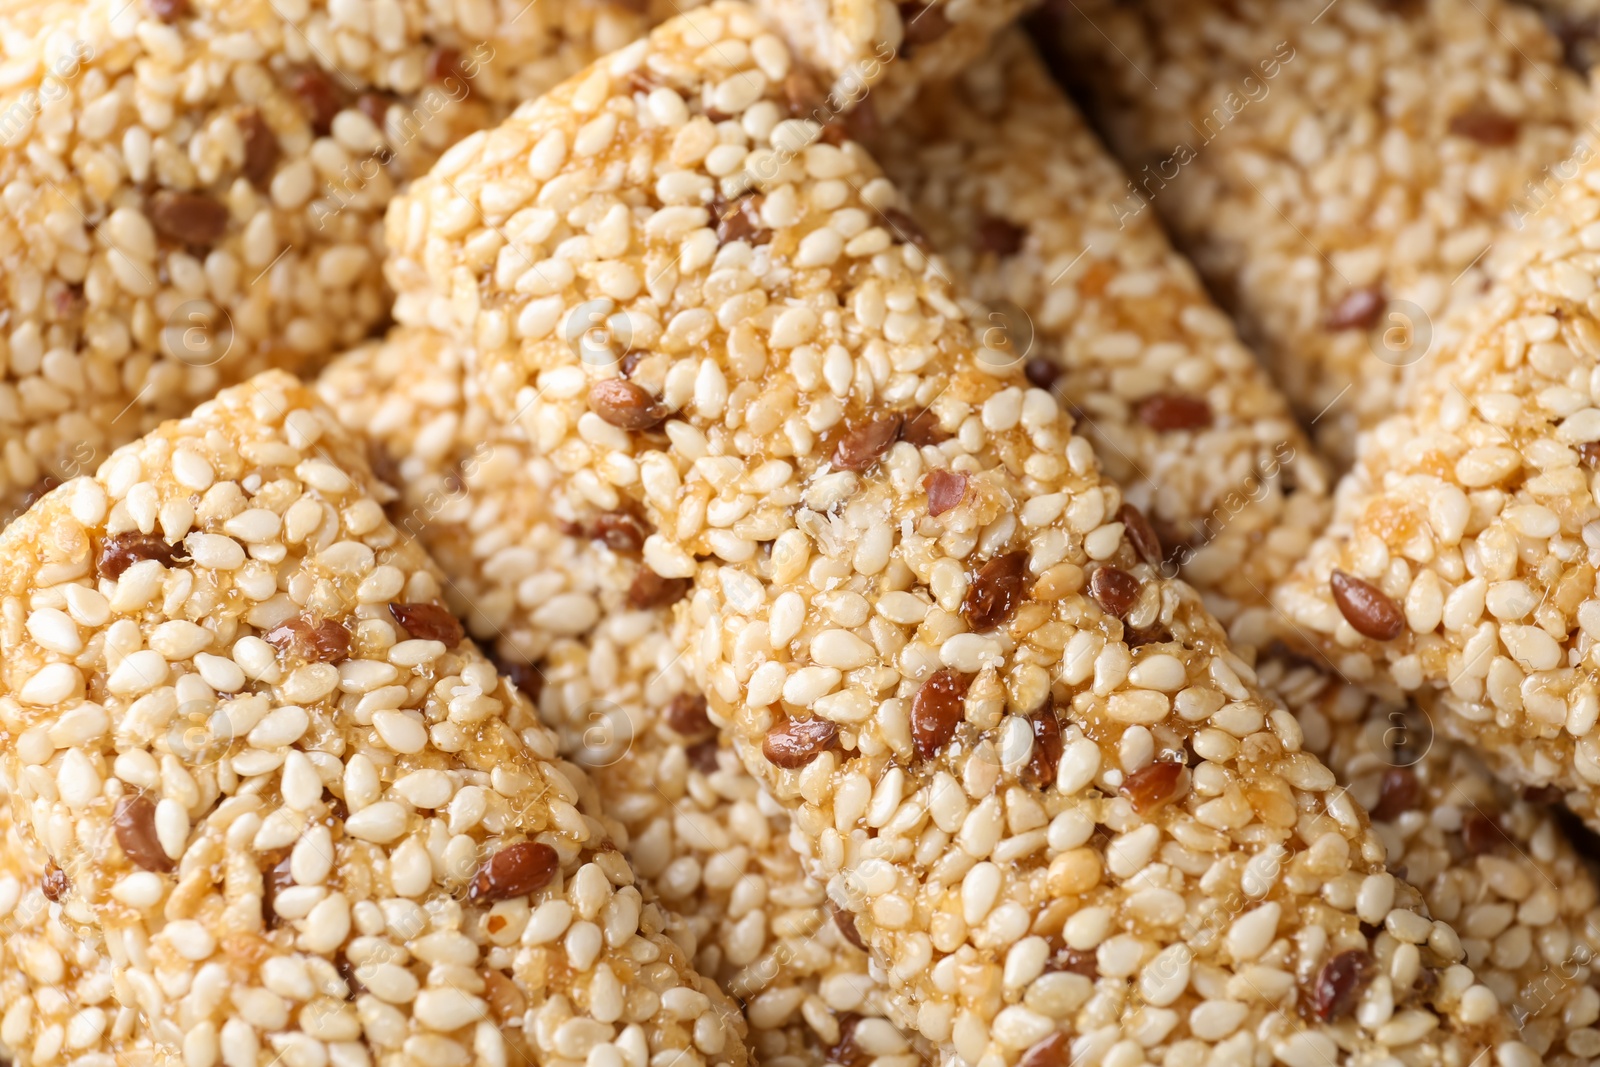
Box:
924 469 967 515
629 567 692 608
832 416 903 471
962 551 1030 631
590 379 667 430
592 510 652 554
1023 705 1062 788
265 614 352 663
98 532 189 579
833 907 866 951
1371 766 1422 820
763 717 840 768
1313 950 1375 1022
975 215 1025 255
1326 287 1387 330
1117 503 1162 567
1088 565 1140 618
469 841 561 903
1136 393 1213 431
41 862 68 903
1449 108 1520 144
1119 761 1185 814
665 694 714 738
1329 570 1405 641
389 601 465 646
1019 1032 1070 1067
1461 811 1502 854
911 669 969 760
113 795 175 873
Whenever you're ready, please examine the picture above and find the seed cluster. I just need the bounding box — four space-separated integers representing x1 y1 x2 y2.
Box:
0 372 750 1067
383 7 1526 1063
1043 0 1591 471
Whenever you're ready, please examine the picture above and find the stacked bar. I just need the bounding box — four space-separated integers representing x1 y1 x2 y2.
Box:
1271 117 1600 832
318 328 917 1065
1040 0 1590 471
386 5 1530 1063
0 371 749 1066
0 0 664 519
874 29 1329 636
756 0 1039 121
877 29 1600 1063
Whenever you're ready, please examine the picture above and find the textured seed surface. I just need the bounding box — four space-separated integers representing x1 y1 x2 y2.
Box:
924 469 967 516
113 795 174 872
1313 950 1375 1022
1118 503 1162 566
1119 761 1185 814
832 416 902 471
1330 570 1405 640
147 191 229 245
1326 287 1386 330
763 717 841 768
98 532 189 579
911 669 970 761
1136 393 1213 431
265 615 351 663
962 551 1030 631
589 379 666 430
1089 565 1140 618
468 841 560 903
389 602 464 646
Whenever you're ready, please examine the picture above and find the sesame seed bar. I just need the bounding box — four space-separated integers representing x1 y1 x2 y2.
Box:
0 793 164 1065
317 326 919 1067
753 0 1038 122
873 29 1330 637
385 4 1534 1062
0 0 665 522
1264 658 1600 1067
0 370 749 1067
873 29 1600 1061
1270 123 1600 833
1038 0 1590 472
